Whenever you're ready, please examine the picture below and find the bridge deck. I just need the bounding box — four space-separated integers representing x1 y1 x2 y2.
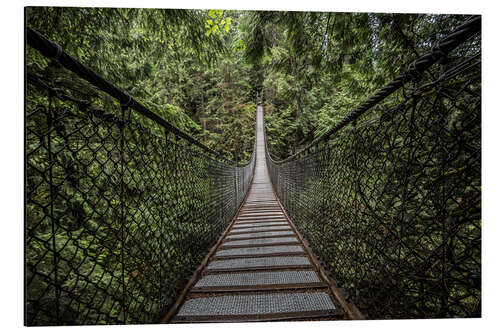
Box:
169 106 345 323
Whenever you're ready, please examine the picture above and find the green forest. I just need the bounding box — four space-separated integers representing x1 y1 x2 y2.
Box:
27 8 467 160
25 7 480 325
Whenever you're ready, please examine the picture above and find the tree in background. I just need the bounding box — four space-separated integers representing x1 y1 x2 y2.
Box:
241 11 467 158
26 7 257 162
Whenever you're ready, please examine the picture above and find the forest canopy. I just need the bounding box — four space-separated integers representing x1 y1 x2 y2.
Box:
26 8 467 161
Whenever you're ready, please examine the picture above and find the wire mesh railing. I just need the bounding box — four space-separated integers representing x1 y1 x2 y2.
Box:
265 16 481 319
25 28 255 325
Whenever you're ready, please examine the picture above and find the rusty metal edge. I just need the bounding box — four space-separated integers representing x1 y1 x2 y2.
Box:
238 213 283 216
225 233 297 241
202 265 315 274
238 212 285 216
159 158 256 324
233 215 285 223
228 227 293 235
236 215 284 220
213 251 305 260
243 202 279 205
204 264 312 273
190 282 328 293
234 219 288 225
239 211 283 214
170 309 344 323
240 208 282 210
221 233 298 242
219 241 300 249
232 222 290 229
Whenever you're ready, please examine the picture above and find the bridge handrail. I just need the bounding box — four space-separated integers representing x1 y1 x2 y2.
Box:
264 15 481 319
27 27 250 167
25 28 256 325
268 15 481 164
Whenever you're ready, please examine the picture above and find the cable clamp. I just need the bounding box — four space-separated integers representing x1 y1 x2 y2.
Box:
53 42 63 62
406 60 422 82
122 94 133 108
431 40 447 64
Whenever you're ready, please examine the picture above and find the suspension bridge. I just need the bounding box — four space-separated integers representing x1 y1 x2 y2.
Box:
164 106 358 322
25 16 481 325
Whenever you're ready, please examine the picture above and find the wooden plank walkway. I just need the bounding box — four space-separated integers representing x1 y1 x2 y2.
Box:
166 106 349 323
